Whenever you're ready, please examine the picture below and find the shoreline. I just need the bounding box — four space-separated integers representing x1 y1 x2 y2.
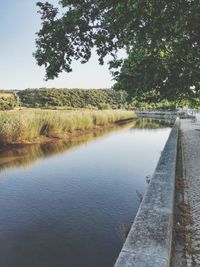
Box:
0 117 136 147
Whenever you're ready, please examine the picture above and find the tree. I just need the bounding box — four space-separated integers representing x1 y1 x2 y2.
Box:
34 0 200 99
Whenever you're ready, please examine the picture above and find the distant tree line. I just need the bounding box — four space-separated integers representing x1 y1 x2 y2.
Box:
18 88 128 109
1 88 200 111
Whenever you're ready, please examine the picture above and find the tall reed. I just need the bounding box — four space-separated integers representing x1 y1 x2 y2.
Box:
0 109 136 144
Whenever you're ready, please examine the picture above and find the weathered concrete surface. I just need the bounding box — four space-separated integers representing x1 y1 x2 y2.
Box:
114 119 179 267
180 117 200 266
137 111 194 120
170 131 187 267
137 111 177 120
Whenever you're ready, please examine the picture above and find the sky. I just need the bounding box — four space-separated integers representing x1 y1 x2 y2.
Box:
0 0 115 90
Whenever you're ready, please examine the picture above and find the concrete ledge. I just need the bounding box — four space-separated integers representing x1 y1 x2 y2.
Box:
137 111 194 119
114 118 180 267
136 112 177 120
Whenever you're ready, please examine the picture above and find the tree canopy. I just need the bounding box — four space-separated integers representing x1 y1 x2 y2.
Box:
34 0 200 100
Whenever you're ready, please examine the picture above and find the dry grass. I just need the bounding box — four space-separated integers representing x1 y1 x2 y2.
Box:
0 109 136 144
0 93 14 99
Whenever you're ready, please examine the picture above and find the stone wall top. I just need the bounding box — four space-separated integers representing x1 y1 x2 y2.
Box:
114 118 180 267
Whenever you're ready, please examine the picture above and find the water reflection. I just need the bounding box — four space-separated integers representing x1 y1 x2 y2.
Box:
0 119 172 172
132 118 174 129
0 122 136 171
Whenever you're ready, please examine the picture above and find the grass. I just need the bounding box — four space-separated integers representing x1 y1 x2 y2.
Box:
0 93 14 99
0 109 136 144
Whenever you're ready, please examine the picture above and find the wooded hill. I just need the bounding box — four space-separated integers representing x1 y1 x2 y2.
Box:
18 88 128 109
0 88 200 111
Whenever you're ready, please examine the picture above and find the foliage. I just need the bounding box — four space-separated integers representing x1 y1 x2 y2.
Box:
0 92 14 99
0 93 18 110
130 99 176 111
98 102 111 110
18 88 128 108
35 1 200 99
0 109 136 144
2 87 200 112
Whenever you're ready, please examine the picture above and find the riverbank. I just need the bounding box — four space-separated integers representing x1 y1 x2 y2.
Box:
114 118 179 267
0 121 138 170
0 109 136 145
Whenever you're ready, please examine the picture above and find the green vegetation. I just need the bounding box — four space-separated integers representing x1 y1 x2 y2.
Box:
1 88 200 112
0 91 18 110
130 98 177 111
15 88 200 110
35 1 199 99
0 98 17 110
0 109 136 144
18 88 128 109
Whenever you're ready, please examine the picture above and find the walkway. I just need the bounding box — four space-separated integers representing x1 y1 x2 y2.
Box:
180 116 200 266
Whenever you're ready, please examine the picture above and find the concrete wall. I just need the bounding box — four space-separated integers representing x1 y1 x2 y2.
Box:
137 111 193 119
137 111 177 120
114 118 180 267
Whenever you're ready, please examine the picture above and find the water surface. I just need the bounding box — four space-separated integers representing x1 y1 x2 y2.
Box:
0 119 172 267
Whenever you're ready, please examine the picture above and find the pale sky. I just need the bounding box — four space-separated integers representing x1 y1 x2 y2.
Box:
0 0 115 90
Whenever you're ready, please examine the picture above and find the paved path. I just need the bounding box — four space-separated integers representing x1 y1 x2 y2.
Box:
181 116 200 266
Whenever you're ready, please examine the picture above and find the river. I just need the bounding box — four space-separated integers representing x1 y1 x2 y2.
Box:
0 119 172 267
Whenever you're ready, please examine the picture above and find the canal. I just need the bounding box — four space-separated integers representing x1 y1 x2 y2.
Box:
0 119 172 267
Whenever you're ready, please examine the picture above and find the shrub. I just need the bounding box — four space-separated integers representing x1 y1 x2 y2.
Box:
0 97 17 110
98 103 111 110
